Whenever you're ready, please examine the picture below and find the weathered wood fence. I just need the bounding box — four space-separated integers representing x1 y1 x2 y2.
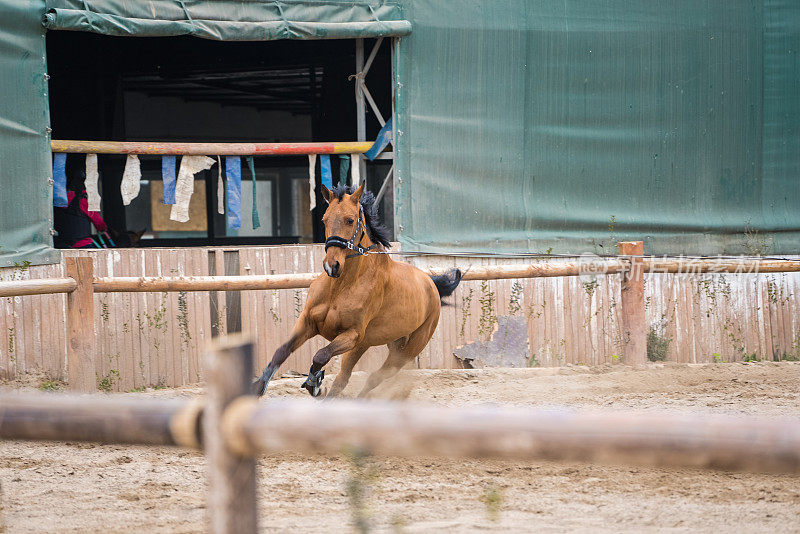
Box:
1 243 799 391
2 337 799 533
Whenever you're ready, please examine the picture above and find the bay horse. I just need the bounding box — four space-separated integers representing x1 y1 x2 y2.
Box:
254 183 461 398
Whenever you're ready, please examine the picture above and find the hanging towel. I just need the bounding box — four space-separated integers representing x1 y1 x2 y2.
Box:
121 154 141 205
162 155 177 204
52 153 68 207
216 156 224 215
246 156 260 230
365 117 393 161
351 154 361 187
307 154 317 212
85 154 101 211
339 154 350 186
170 155 215 222
320 154 333 189
225 156 242 229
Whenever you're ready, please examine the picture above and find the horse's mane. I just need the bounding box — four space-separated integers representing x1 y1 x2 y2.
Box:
331 184 392 248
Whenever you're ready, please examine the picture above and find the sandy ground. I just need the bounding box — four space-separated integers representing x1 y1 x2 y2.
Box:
2 362 800 533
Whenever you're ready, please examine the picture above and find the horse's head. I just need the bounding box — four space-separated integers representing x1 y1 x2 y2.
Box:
321 183 365 278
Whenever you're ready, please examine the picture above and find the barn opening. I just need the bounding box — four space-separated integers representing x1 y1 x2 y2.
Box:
46 31 394 247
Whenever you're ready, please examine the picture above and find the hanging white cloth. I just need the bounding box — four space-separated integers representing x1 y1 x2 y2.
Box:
351 153 361 187
120 154 141 206
216 156 224 215
85 153 101 211
170 155 216 222
307 154 317 211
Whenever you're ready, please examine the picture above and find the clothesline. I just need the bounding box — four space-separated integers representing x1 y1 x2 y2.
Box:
53 153 363 230
51 120 394 228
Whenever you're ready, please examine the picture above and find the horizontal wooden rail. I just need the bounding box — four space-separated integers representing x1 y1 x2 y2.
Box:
3 392 799 474
90 261 628 293
644 258 800 274
51 140 373 156
0 394 202 448
92 273 319 292
0 277 77 297
2 258 799 298
457 260 629 280
225 399 800 473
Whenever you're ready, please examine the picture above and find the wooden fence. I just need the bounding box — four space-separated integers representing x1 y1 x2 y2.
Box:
2 338 800 533
1 244 799 391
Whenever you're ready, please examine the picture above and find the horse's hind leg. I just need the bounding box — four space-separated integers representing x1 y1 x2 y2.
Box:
325 346 367 399
357 316 438 398
356 344 408 398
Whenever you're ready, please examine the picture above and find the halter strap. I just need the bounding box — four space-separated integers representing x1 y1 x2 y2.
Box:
324 205 380 258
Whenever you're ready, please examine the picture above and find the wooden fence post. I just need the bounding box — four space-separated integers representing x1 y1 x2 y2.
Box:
204 336 257 534
618 241 646 366
65 257 96 392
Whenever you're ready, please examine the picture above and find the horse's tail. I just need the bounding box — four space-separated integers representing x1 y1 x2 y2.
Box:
430 268 462 300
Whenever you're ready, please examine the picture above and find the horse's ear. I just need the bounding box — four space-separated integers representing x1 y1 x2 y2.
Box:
321 184 333 204
351 183 365 204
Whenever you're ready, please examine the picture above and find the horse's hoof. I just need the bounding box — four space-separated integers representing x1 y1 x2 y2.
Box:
252 378 267 397
301 381 322 397
300 369 325 397
254 366 276 397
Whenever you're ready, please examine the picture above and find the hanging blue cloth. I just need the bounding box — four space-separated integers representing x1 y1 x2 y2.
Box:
53 153 68 207
338 154 350 186
162 155 177 204
364 117 393 161
246 156 260 230
225 156 242 230
320 154 333 189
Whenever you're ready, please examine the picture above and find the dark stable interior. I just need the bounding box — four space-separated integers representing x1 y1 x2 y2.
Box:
46 31 393 246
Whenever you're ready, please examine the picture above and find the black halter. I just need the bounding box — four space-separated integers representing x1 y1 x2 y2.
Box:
324 205 380 258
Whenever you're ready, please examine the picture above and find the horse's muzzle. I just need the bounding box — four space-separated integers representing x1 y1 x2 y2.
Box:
323 260 340 278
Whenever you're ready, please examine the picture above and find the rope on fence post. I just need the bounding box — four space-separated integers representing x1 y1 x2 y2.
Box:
618 241 647 366
204 336 258 534
65 257 96 392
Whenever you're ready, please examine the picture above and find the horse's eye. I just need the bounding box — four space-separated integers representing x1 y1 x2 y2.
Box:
346 218 355 225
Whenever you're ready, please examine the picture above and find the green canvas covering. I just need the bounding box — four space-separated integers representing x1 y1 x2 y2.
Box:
43 0 411 40
0 0 798 265
394 0 800 255
0 0 58 266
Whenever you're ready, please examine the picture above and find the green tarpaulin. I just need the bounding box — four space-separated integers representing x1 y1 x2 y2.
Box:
394 0 800 255
0 0 58 266
43 0 411 40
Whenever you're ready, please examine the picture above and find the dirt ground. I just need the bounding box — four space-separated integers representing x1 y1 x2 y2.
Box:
2 362 800 533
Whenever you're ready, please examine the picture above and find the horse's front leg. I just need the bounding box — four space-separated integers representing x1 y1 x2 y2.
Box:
301 330 360 397
253 314 315 396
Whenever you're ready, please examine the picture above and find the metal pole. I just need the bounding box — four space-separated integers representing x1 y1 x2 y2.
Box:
355 39 366 143
374 163 394 205
355 39 368 186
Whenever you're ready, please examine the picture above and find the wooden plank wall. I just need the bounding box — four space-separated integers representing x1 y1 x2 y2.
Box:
407 255 800 367
0 262 66 381
406 255 626 368
60 249 210 391
1 246 798 390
